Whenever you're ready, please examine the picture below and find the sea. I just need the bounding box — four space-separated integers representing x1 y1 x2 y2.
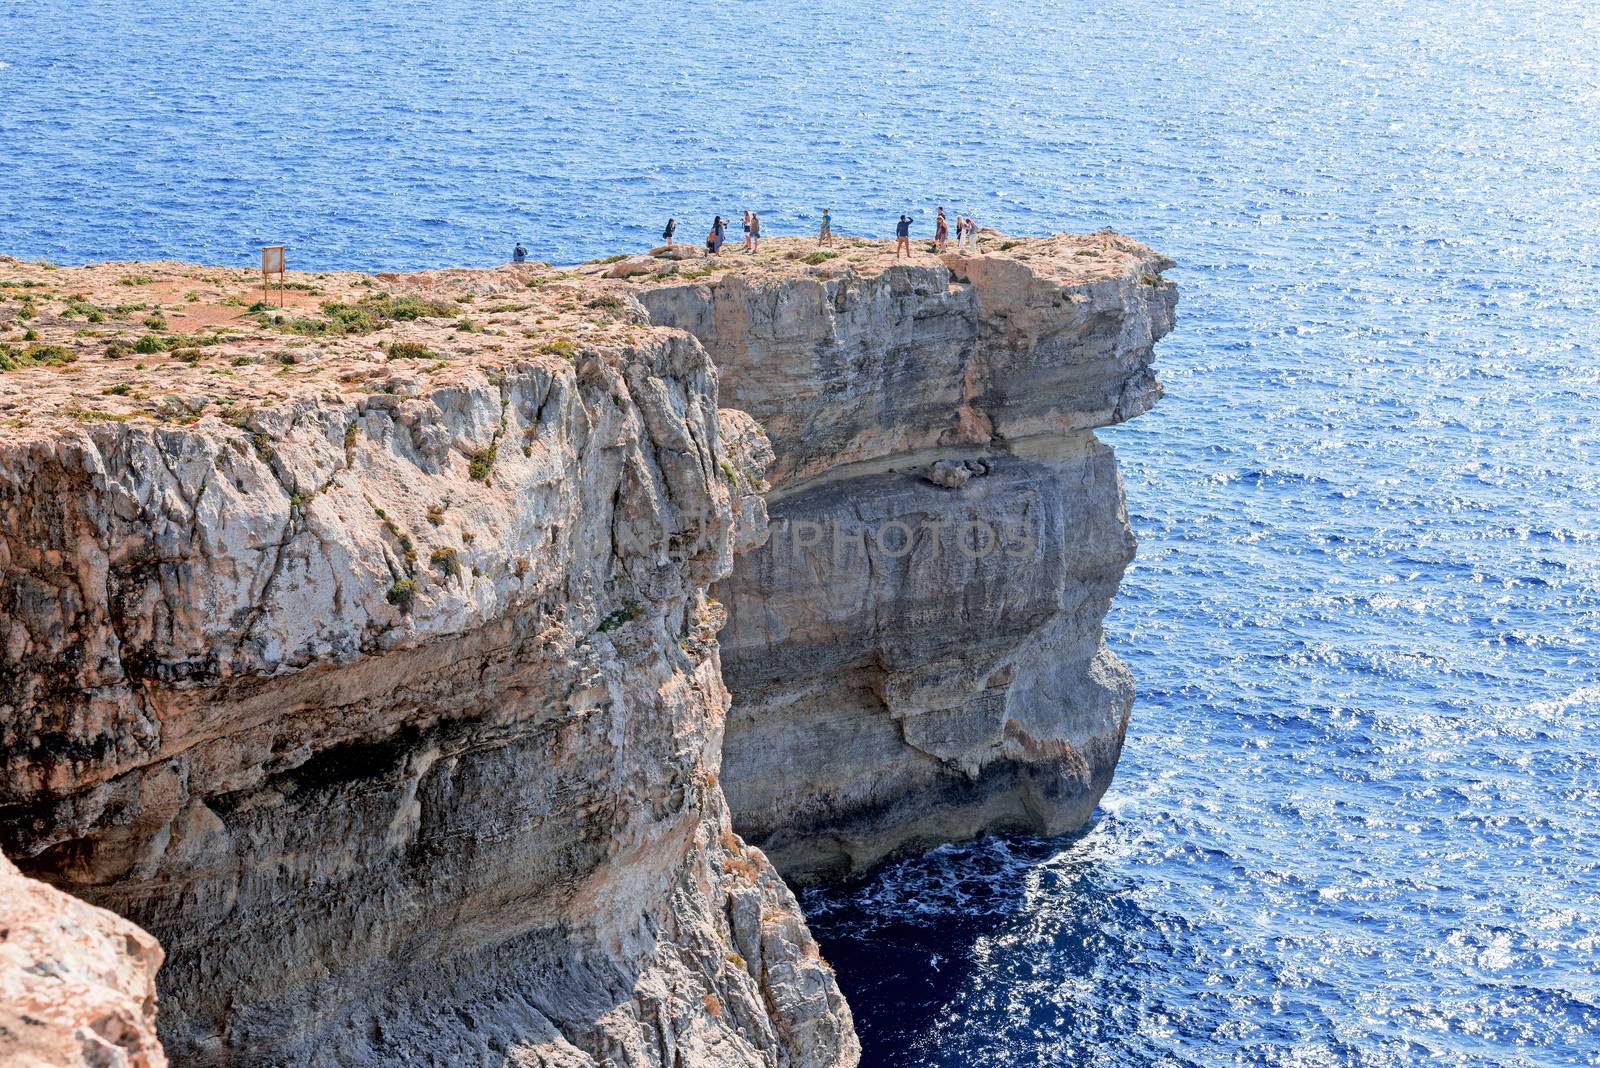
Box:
2 1 1596 1065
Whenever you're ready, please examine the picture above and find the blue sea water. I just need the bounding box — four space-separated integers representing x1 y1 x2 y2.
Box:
4 1 1599 1065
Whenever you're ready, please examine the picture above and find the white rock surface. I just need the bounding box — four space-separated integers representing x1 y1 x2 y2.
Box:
641 233 1177 878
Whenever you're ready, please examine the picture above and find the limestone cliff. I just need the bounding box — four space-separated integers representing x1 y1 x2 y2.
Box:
0 230 1172 1063
639 233 1176 879
0 258 854 1066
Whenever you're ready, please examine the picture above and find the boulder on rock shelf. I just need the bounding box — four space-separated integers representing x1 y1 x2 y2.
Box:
0 853 167 1068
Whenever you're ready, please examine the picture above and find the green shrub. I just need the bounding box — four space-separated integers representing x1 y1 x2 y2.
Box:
429 547 462 580
386 579 417 612
597 599 641 633
133 334 170 354
269 293 458 338
467 441 498 482
802 251 838 265
387 340 436 361
535 339 577 359
0 343 77 371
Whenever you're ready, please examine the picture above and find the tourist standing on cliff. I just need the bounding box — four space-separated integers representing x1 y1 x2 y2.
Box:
935 207 949 251
963 215 978 251
818 208 834 246
512 243 527 264
749 211 762 253
741 211 752 252
711 215 727 254
894 214 913 257
662 218 675 248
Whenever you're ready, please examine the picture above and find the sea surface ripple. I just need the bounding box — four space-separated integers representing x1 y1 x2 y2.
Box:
2 1 1597 1065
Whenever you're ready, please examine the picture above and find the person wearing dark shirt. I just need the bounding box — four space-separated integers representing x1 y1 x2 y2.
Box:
894 214 912 258
512 243 527 264
935 207 949 251
662 218 676 248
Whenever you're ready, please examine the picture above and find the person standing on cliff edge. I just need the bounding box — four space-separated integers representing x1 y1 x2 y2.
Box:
662 218 675 248
818 208 834 247
894 213 913 257
512 243 527 263
935 207 949 251
749 211 761 253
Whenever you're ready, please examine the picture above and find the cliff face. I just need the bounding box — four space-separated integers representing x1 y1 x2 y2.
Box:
641 234 1176 879
0 231 1172 1064
0 260 853 1067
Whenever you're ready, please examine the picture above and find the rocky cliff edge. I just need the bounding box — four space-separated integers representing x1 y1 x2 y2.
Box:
0 229 1173 1063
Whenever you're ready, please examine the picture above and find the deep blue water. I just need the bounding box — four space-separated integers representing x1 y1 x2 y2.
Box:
4 1 1599 1065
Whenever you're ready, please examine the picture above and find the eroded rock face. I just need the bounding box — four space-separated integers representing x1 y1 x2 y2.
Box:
0 330 854 1065
640 233 1176 879
0 852 166 1068
0 230 1171 1062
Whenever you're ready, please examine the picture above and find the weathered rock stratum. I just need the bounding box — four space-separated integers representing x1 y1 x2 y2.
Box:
0 229 1173 1064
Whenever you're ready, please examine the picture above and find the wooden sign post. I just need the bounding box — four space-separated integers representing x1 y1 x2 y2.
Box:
261 245 286 307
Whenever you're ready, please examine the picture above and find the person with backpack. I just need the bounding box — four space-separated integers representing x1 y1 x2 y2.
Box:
662 218 676 248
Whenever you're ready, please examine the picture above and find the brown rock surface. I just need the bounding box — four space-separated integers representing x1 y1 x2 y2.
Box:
0 851 166 1068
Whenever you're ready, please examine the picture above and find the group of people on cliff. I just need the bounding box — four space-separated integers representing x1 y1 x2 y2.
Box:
660 208 978 257
513 208 978 265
